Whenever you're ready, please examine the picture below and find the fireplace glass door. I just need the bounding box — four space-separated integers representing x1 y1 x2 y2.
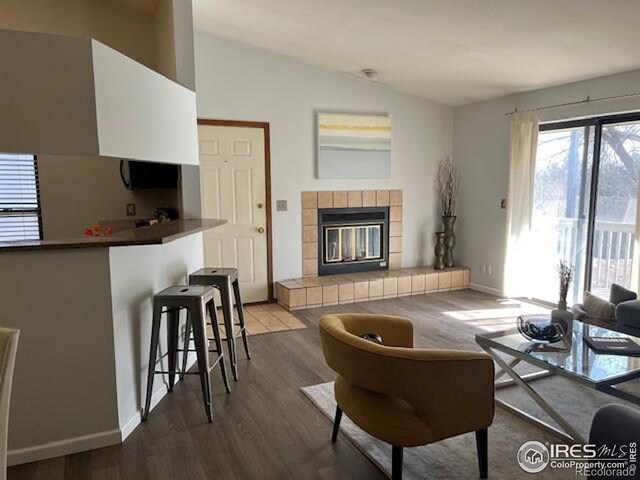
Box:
325 224 382 264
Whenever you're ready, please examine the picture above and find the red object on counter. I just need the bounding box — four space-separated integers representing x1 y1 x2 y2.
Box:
83 224 113 237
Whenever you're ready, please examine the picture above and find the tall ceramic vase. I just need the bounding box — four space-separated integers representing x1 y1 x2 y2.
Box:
443 216 456 268
434 232 446 270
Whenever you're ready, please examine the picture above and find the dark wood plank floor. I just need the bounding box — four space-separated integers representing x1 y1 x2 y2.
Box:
8 290 521 480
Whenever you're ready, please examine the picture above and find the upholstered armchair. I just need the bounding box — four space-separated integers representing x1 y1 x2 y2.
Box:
0 328 19 480
319 314 495 480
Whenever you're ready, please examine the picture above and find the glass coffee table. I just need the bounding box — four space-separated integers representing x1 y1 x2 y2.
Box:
475 320 640 444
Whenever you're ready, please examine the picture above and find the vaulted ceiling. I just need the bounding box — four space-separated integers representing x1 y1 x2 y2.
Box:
193 0 640 106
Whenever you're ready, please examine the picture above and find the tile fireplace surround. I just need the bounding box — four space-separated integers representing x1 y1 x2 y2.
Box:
301 189 403 276
274 190 470 311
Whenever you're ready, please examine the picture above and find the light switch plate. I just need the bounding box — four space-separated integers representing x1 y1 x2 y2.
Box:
126 203 136 216
276 200 288 212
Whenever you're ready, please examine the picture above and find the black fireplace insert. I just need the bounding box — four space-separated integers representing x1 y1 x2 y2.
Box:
317 207 389 276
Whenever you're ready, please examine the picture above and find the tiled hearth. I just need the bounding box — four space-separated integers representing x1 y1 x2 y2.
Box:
276 266 470 311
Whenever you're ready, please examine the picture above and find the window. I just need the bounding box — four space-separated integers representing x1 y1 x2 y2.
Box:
531 113 640 303
0 153 42 241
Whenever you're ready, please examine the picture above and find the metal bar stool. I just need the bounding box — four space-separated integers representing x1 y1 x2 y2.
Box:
143 285 230 423
188 268 251 381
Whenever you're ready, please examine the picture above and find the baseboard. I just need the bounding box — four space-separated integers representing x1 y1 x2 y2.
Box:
8 428 122 466
119 384 168 441
469 282 504 297
9 354 198 466
120 352 198 441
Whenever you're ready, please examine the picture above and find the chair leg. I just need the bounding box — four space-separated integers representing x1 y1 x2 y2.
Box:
167 308 180 392
220 281 238 381
143 305 162 421
180 312 191 380
192 302 213 422
392 446 403 480
331 405 342 443
232 279 251 359
208 300 231 394
476 428 488 479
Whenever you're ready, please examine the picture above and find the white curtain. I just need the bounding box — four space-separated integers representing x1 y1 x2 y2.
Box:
503 111 540 297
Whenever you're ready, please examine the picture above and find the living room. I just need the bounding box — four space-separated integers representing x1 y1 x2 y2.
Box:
0 1 639 479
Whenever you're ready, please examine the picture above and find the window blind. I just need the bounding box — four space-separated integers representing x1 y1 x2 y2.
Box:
0 153 42 241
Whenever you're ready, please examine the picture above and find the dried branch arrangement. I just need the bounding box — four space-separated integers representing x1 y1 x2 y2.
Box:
557 260 574 304
436 156 460 217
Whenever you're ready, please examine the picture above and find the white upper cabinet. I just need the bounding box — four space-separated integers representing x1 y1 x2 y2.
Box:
0 29 197 165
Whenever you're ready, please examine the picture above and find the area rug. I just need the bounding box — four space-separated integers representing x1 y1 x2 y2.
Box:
302 378 640 479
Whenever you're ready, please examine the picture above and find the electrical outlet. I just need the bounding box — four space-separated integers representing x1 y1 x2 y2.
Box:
126 203 136 216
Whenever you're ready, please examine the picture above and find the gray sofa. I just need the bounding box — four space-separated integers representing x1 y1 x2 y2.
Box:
574 299 640 335
573 284 640 336
614 300 640 335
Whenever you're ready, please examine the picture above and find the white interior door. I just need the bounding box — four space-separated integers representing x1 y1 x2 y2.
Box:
198 124 268 303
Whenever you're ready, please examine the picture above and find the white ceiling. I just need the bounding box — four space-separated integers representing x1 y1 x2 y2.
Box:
193 0 640 106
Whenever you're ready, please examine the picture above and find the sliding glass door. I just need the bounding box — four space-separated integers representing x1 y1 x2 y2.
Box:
531 113 640 303
530 126 593 303
590 121 640 295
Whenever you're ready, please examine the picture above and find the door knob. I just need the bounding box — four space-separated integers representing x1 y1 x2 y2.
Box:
257 226 265 234
257 202 264 209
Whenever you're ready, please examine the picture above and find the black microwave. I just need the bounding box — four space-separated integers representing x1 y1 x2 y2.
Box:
120 160 179 190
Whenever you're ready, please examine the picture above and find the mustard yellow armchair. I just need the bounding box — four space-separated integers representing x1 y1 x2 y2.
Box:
319 314 495 480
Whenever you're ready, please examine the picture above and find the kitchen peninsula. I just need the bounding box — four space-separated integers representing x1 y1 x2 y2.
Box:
0 219 225 464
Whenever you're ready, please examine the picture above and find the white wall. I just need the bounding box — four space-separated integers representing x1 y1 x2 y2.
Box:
92 39 198 165
193 32 454 281
109 234 203 438
0 234 204 465
0 30 198 165
453 69 640 295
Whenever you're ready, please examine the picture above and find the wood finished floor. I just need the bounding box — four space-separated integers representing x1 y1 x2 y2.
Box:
8 290 536 480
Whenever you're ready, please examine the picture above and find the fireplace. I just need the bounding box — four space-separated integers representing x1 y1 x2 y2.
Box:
318 207 389 276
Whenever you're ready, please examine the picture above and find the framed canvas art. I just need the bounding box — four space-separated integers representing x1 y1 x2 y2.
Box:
317 113 391 179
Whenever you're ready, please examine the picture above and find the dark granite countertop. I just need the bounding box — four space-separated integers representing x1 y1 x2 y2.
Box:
0 219 226 252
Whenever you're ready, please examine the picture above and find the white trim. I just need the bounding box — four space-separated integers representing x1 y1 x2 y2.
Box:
8 429 121 466
120 411 143 442
119 383 168 441
120 352 197 441
9 353 199 467
470 282 504 297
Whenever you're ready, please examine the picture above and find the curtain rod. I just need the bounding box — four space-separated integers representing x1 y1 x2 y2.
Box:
504 91 640 116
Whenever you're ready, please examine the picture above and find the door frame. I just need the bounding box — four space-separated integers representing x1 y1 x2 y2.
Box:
197 118 274 302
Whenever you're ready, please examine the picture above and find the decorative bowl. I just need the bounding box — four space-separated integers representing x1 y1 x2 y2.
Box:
517 314 568 344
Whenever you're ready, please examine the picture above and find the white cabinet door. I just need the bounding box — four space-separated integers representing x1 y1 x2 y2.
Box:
198 124 268 303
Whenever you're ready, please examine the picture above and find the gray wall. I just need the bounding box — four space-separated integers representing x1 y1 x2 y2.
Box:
0 249 119 454
193 32 454 281
453 69 640 294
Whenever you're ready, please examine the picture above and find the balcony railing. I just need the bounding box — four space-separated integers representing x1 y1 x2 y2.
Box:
557 218 635 294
